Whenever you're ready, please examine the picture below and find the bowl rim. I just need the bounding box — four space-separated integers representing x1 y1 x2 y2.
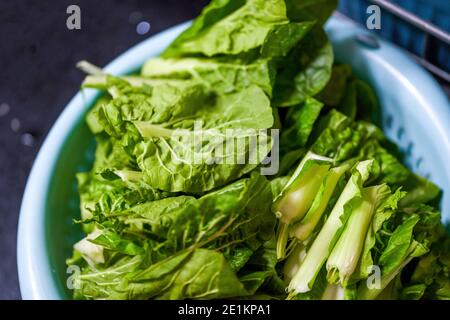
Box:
17 16 450 300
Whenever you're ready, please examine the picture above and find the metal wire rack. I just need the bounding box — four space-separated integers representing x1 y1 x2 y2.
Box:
339 0 450 86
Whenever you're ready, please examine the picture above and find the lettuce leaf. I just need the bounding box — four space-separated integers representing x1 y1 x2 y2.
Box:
163 0 247 57
73 172 276 299
273 27 333 107
163 0 290 57
357 204 442 299
409 235 450 300
133 85 274 193
285 0 338 25
280 97 324 151
142 55 276 96
71 0 448 301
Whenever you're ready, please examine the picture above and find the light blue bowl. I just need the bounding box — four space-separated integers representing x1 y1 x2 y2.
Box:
17 16 450 300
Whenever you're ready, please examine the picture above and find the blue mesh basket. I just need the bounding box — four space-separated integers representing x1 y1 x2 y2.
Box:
338 0 450 80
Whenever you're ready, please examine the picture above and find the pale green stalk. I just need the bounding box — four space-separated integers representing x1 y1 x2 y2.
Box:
288 160 373 293
326 186 386 285
291 163 350 241
274 151 332 259
283 242 307 283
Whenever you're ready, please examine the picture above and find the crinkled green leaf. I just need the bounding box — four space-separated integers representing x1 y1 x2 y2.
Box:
285 0 338 25
410 235 450 300
273 27 333 107
163 0 246 57
338 79 357 120
281 97 324 151
133 85 274 193
316 64 352 107
142 55 276 96
356 188 406 279
261 21 315 58
164 0 289 57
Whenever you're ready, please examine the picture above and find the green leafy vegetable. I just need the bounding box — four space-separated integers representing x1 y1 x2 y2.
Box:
288 160 375 294
285 0 338 25
70 0 448 301
291 162 350 241
273 151 332 258
164 0 290 57
273 27 333 107
280 97 324 151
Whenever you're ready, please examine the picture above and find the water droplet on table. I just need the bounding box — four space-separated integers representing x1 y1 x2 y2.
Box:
0 103 10 117
21 132 35 147
10 118 21 132
136 21 151 35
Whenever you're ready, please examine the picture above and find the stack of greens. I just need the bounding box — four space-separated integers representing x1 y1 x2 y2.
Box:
68 0 449 300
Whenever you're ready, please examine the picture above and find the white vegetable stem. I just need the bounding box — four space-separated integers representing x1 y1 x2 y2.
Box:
276 163 329 223
134 122 174 138
326 185 385 285
74 228 105 266
76 60 105 76
283 242 308 283
274 151 332 259
321 284 345 300
288 160 373 293
291 163 350 241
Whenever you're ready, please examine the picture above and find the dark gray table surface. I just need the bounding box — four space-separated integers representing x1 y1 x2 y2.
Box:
0 0 208 300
